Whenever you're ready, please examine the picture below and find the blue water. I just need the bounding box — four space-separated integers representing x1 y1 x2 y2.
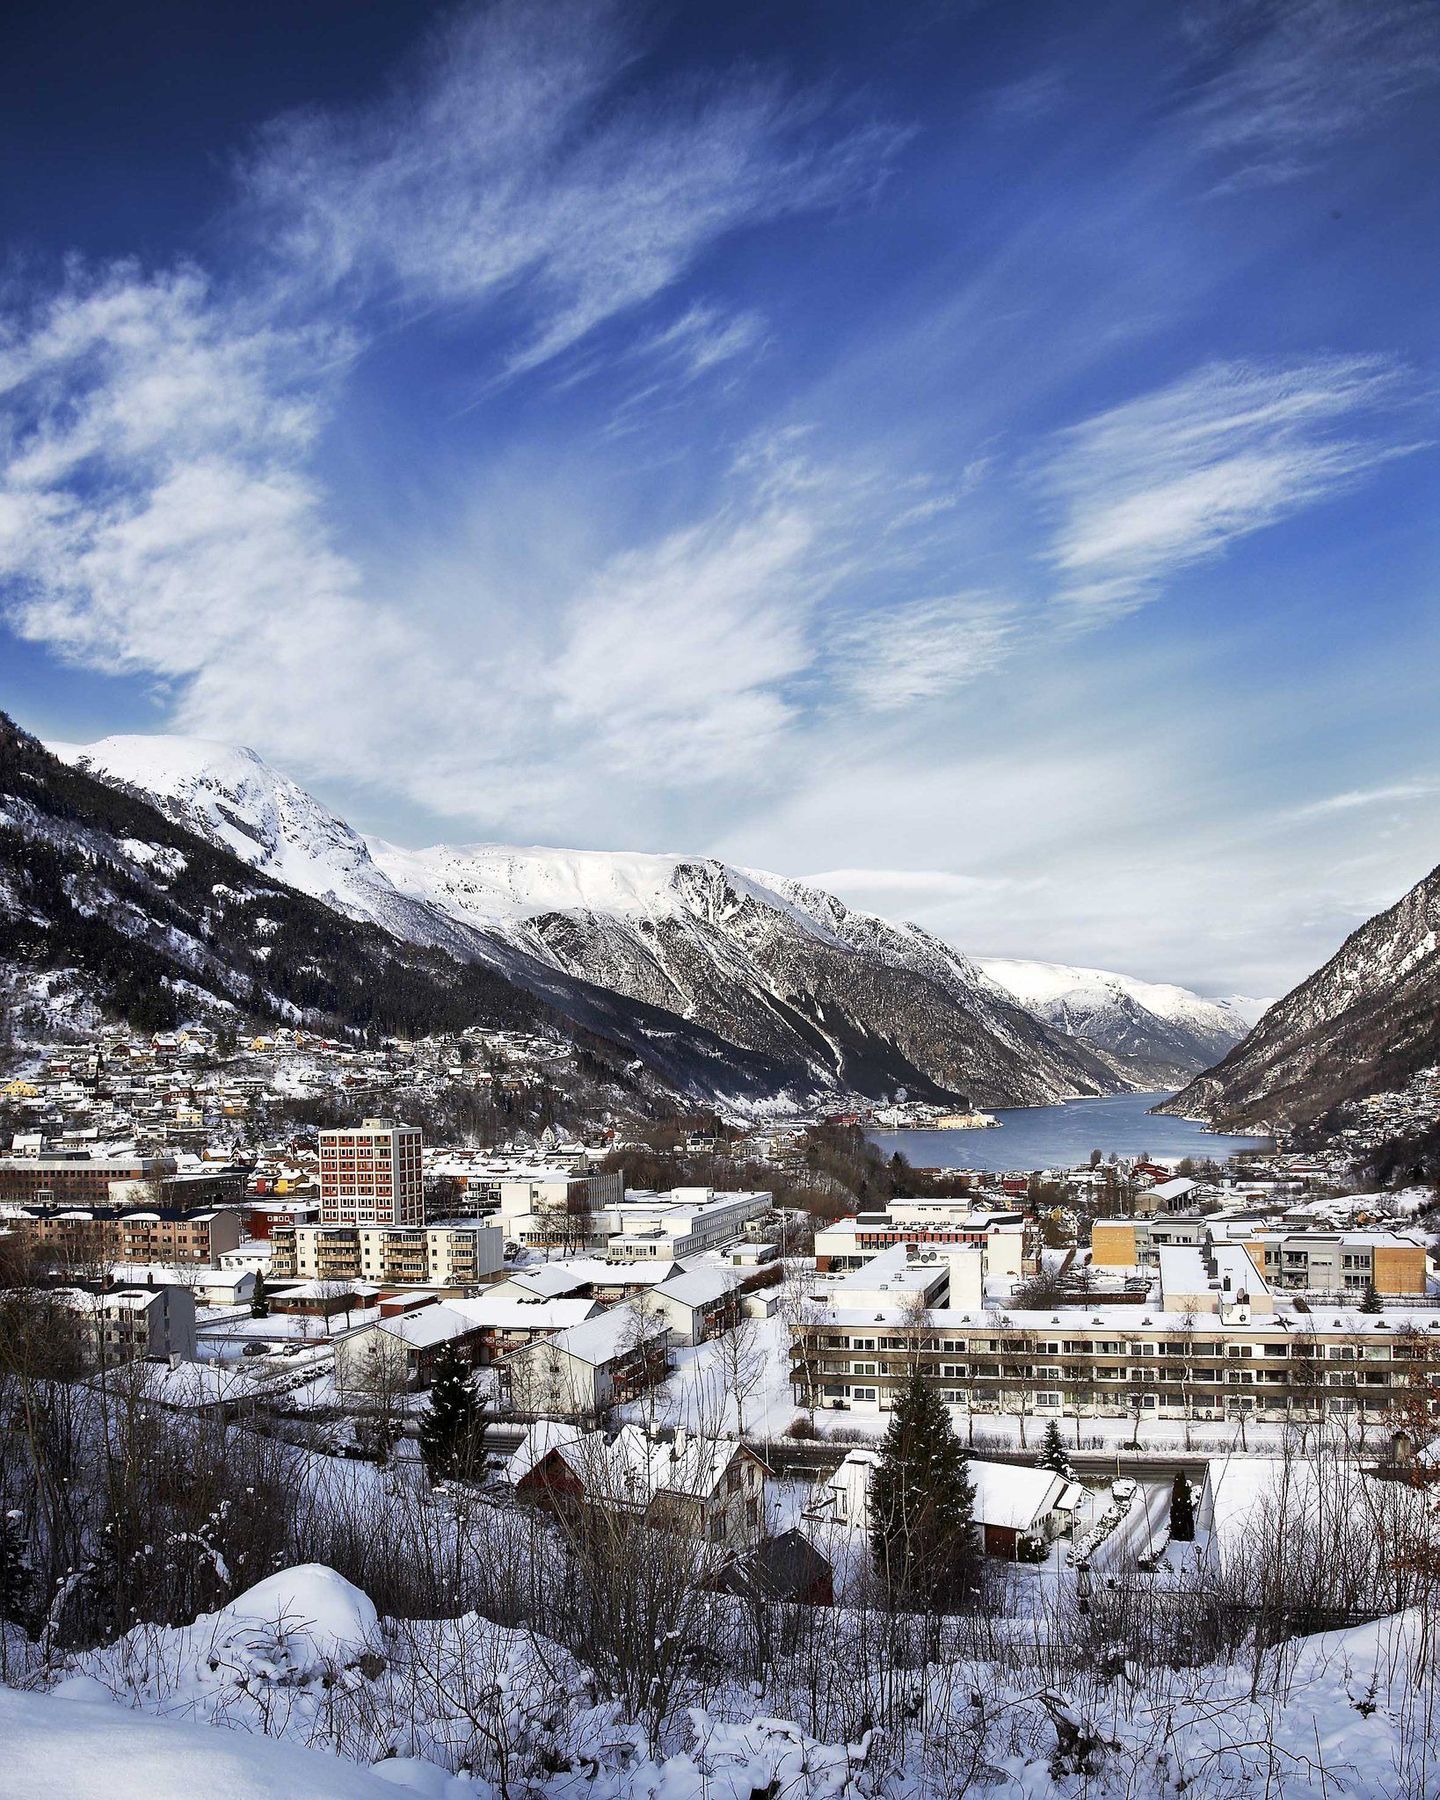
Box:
869 1090 1271 1174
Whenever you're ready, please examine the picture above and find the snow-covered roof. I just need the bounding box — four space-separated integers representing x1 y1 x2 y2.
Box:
509 1422 755 1501
449 1296 601 1331
1149 1177 1201 1200
376 1304 478 1349
541 1305 668 1366
967 1460 1084 1532
653 1268 739 1308
506 1419 585 1485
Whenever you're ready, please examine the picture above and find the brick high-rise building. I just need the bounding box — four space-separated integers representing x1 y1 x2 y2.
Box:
319 1119 424 1227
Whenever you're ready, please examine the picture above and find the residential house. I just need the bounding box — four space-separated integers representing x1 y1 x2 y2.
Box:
57 1283 197 1367
649 1268 744 1345
510 1422 769 1547
334 1303 488 1392
503 1305 670 1418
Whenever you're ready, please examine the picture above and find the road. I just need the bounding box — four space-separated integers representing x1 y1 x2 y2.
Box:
478 1422 1213 1487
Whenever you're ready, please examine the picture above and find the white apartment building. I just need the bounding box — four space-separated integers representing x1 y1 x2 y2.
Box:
272 1219 503 1288
432 1162 624 1225
320 1119 424 1226
814 1204 1024 1282
511 1186 772 1259
818 1243 954 1312
790 1235 1440 1423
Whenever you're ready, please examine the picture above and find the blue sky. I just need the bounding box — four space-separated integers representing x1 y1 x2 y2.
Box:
1 0 1437 997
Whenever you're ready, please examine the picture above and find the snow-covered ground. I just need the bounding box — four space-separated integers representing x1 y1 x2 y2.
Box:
9 1557 1438 1798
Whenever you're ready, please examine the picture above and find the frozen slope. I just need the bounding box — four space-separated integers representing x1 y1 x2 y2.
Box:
48 731 1113 1104
48 735 445 942
368 843 1114 1104
1163 857 1440 1130
980 956 1264 1081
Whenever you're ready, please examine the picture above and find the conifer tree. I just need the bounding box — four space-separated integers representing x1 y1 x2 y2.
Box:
869 1371 977 1609
250 1268 269 1319
1169 1471 1195 1542
0 1508 30 1634
1037 1418 1075 1480
1358 1282 1384 1314
419 1346 487 1484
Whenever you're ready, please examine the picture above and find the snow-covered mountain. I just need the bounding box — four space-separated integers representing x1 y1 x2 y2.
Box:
1163 859 1440 1131
49 735 475 953
47 731 1118 1106
979 957 1265 1085
368 842 1118 1104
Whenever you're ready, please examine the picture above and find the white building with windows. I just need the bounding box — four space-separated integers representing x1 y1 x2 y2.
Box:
320 1119 424 1227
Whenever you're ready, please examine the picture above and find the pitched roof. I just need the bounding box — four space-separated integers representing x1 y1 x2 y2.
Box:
377 1304 478 1349
967 1460 1084 1532
540 1304 669 1366
653 1268 739 1308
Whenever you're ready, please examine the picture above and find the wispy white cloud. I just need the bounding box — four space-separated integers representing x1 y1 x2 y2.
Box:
1040 355 1424 619
241 0 902 378
1287 779 1440 819
802 867 1025 899
640 304 769 380
546 501 817 783
1181 0 1440 188
828 592 1016 710
0 2 916 834
0 264 488 788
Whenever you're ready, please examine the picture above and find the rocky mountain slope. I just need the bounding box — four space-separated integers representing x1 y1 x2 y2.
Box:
979 956 1264 1086
1161 859 1440 1131
51 730 1116 1106
372 841 1116 1105
1 717 801 1101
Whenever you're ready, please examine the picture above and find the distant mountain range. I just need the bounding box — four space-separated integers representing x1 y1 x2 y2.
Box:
1 718 1258 1108
979 958 1269 1090
1162 857 1440 1133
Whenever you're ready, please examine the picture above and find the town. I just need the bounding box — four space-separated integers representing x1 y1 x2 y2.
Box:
4 1019 1437 1542
6 1012 1440 1792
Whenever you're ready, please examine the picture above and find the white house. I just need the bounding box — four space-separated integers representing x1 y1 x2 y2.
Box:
649 1268 743 1344
809 1448 1083 1558
504 1304 670 1418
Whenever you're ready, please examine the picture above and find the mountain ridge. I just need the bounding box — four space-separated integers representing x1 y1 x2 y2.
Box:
979 956 1263 1088
1160 858 1440 1131
47 727 1271 1107
50 730 1129 1105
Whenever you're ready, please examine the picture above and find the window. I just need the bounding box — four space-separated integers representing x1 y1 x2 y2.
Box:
1036 1391 1061 1408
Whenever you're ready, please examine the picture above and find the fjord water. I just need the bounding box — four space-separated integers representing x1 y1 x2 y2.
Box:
869 1090 1271 1173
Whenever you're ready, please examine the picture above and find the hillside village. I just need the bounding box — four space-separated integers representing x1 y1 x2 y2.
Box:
4 1012 1438 1474
4 1016 1440 1797
2 1000 1440 1800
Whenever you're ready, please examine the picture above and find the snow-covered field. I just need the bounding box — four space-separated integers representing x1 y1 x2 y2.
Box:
7 1558 1438 1797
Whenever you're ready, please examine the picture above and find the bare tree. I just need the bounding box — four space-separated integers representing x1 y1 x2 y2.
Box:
348 1336 408 1466
315 1277 356 1332
776 1259 825 1420
711 1312 768 1439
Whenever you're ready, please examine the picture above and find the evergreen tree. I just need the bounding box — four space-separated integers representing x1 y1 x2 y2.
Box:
1169 1471 1195 1542
869 1371 977 1609
250 1268 270 1319
1358 1282 1384 1314
0 1508 30 1635
418 1346 487 1484
1037 1418 1074 1480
